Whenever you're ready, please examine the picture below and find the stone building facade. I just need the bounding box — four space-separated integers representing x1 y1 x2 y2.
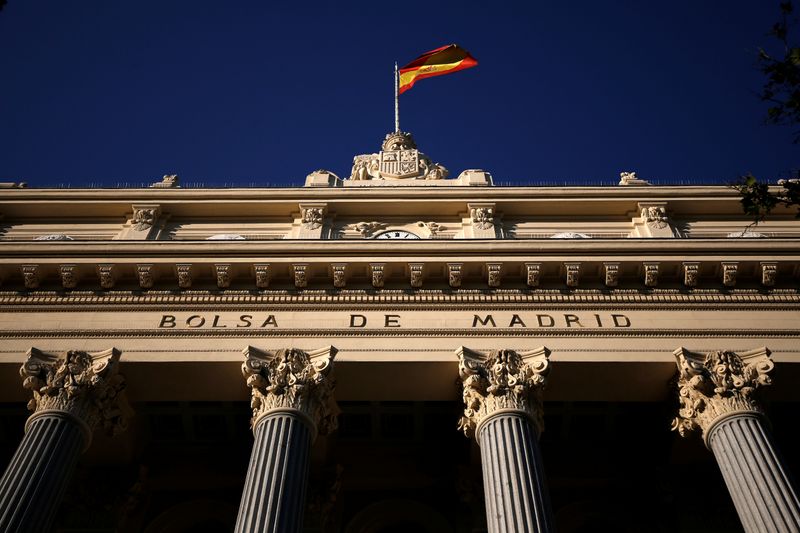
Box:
0 134 799 532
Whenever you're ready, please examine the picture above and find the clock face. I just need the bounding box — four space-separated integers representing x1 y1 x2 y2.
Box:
374 230 421 240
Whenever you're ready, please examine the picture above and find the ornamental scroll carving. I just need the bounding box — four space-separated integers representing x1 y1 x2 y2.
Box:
21 347 130 440
457 346 550 439
353 222 387 238
242 346 338 437
671 347 773 443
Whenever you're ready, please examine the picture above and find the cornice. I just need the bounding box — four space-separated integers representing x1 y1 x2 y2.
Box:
1 238 799 257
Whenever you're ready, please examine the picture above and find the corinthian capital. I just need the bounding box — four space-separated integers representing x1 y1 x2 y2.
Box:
242 345 337 438
456 346 550 439
672 347 773 443
20 347 130 445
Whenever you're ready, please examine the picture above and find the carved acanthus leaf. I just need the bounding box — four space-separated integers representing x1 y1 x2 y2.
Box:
21 347 130 439
641 206 668 229
457 347 550 439
242 346 337 437
131 207 159 231
671 347 773 442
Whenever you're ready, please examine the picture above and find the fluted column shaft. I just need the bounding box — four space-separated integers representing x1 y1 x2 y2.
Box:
0 413 87 533
477 412 554 533
707 413 800 533
235 411 312 533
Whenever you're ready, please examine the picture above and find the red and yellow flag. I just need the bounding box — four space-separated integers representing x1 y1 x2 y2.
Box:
398 44 478 94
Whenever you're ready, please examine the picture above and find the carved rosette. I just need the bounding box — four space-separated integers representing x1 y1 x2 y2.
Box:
604 263 619 287
525 263 541 288
409 263 424 288
470 207 494 230
448 263 462 288
761 262 777 286
176 264 192 289
137 264 154 289
254 264 271 288
20 347 130 442
97 264 115 289
671 347 774 444
215 264 231 289
683 262 699 287
370 264 385 288
22 264 39 289
487 263 502 288
457 347 551 439
722 262 738 287
331 264 347 288
565 263 580 288
242 346 338 438
301 207 324 230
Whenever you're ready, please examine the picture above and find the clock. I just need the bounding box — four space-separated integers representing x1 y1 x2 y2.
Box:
374 230 420 240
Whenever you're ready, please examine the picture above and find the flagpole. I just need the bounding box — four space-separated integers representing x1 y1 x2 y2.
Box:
394 62 400 133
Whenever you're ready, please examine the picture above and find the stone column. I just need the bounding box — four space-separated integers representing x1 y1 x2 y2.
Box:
672 347 800 533
0 347 130 533
236 346 337 533
456 346 554 533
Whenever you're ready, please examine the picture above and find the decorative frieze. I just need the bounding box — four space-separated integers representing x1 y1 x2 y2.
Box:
293 264 308 288
761 262 777 287
409 263 424 288
671 347 773 443
564 263 580 288
137 264 154 289
457 346 550 438
59 264 78 289
97 264 115 289
643 262 659 287
176 264 192 289
722 262 738 287
253 264 271 288
21 347 130 440
603 262 619 287
214 264 231 289
683 262 700 287
369 263 385 288
486 263 502 288
241 346 337 436
524 263 541 288
331 263 347 288
448 263 463 288
21 265 39 289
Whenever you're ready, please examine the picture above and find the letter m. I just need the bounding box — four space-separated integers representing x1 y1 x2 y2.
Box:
472 314 496 327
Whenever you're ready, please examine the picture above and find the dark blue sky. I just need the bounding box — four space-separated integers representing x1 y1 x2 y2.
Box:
0 1 796 187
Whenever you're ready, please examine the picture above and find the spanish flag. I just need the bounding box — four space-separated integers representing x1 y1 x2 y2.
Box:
399 44 478 94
